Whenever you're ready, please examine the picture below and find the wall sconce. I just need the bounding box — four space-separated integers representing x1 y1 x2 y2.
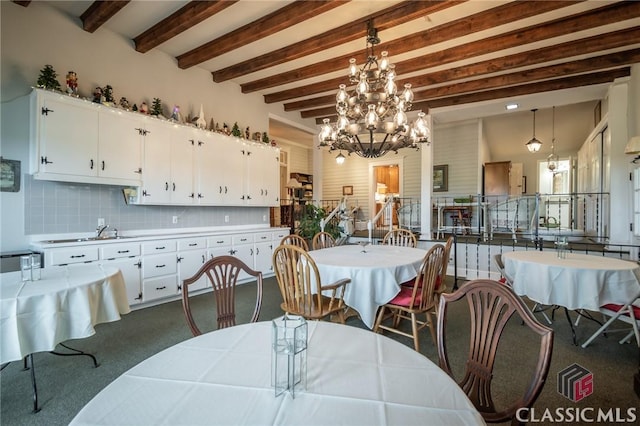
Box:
624 136 640 163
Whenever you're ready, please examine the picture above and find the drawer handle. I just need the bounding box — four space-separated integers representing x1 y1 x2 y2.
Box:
241 238 247 242
155 286 166 290
188 243 197 246
216 240 224 244
261 236 267 240
117 250 130 254
156 246 166 250
70 254 86 259
156 264 166 268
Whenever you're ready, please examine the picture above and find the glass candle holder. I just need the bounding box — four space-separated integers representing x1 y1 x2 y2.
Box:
20 255 31 282
271 315 307 398
31 253 41 281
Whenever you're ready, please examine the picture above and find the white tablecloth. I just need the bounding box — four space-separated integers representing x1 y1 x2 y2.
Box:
70 321 483 425
309 245 426 328
503 251 640 310
0 264 131 364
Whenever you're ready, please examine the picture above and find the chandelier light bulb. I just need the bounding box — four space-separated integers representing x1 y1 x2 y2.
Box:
394 109 408 128
385 78 397 96
336 114 349 132
379 51 389 72
356 74 369 96
336 84 348 103
401 83 414 104
349 58 358 78
365 105 379 129
318 118 334 144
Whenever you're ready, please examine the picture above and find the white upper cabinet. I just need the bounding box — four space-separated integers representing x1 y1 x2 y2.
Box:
245 144 280 206
31 89 141 186
138 119 178 204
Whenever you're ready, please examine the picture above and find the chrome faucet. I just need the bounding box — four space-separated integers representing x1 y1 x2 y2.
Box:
96 224 110 238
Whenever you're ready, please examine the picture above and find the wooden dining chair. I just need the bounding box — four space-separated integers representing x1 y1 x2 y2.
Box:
182 255 263 335
437 279 554 425
382 228 417 247
272 244 350 323
434 236 454 302
374 244 445 351
312 231 336 250
280 234 309 251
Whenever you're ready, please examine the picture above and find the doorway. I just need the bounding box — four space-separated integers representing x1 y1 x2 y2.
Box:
369 160 403 227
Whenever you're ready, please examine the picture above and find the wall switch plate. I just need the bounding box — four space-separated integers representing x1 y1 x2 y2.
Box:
224 215 229 223
172 216 178 224
97 218 105 227
263 215 267 221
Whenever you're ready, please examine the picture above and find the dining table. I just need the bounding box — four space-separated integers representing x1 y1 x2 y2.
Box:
308 244 426 328
0 263 130 411
502 250 640 343
70 320 484 425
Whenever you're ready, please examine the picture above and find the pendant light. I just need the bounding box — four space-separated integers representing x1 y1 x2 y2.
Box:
335 152 346 165
547 106 559 172
526 109 542 153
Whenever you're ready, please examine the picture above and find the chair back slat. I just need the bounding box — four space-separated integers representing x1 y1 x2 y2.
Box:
415 244 445 310
182 255 263 335
280 234 309 251
382 229 417 247
312 231 336 250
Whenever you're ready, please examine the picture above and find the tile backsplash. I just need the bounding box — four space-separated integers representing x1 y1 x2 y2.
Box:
24 176 267 235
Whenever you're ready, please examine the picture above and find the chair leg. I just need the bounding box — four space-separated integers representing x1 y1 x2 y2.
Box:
373 306 386 333
411 313 419 352
426 311 437 345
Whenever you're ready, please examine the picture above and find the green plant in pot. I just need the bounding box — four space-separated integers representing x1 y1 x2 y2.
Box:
297 204 341 241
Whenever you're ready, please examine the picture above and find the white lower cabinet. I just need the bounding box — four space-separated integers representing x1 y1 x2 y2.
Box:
141 240 178 302
99 243 141 306
231 234 255 280
254 232 274 274
177 237 208 292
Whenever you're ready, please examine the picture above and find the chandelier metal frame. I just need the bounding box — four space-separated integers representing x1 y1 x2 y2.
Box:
318 21 430 159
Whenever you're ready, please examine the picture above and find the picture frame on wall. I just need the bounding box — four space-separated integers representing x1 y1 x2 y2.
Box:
433 165 448 192
0 158 20 192
342 185 353 196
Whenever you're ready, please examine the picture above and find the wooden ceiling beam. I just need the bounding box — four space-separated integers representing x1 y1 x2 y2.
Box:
11 1 30 7
134 1 237 53
177 0 349 69
211 1 460 83
243 0 583 94
80 1 130 33
284 27 640 112
313 68 631 124
266 3 640 104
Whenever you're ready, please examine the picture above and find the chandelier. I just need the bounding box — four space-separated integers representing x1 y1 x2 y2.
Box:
318 21 430 159
547 106 559 172
525 108 542 153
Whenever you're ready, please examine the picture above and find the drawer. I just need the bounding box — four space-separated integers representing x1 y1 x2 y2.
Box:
142 253 177 279
254 232 272 243
207 235 232 248
141 240 176 255
177 238 206 251
142 275 178 302
272 229 289 241
101 243 140 260
49 247 99 266
232 234 254 245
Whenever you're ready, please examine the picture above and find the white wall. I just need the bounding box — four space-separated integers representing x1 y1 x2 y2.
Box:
0 2 316 252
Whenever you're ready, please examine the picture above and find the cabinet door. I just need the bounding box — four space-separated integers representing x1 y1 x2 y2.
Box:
223 141 246 205
100 256 141 306
245 146 280 206
195 132 222 204
140 120 172 204
170 126 196 204
178 249 208 292
37 92 99 177
98 109 143 181
254 241 273 274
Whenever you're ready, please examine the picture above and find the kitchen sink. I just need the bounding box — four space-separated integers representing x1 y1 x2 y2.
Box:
40 236 134 244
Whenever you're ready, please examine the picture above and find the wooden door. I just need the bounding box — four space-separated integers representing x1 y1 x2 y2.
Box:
484 161 511 196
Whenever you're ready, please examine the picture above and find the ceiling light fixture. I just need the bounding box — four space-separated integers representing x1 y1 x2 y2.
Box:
505 103 519 111
335 152 346 165
547 106 559 172
318 20 430 158
526 108 542 153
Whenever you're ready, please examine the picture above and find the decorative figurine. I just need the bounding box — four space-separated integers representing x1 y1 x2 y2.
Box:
37 64 61 91
65 71 78 96
170 105 182 122
209 118 215 131
262 132 270 144
132 103 138 112
119 97 130 110
92 86 103 103
231 122 241 137
196 104 206 129
215 122 221 133
150 98 163 117
245 126 250 140
223 123 229 135
253 131 262 141
139 101 148 114
102 85 114 105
